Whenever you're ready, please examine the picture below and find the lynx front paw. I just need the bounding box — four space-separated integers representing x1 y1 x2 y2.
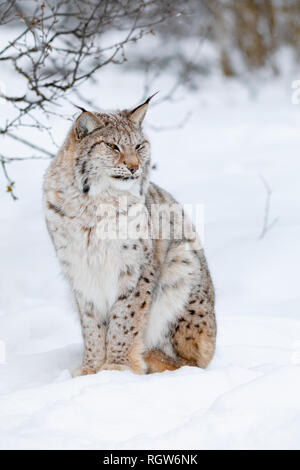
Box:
72 365 100 378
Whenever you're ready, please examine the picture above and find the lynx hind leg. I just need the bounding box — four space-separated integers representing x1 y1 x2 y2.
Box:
172 325 215 369
145 317 216 374
170 249 217 369
171 289 216 369
171 247 216 370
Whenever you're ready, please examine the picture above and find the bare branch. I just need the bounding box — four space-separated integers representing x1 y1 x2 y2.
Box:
0 157 17 200
259 175 279 240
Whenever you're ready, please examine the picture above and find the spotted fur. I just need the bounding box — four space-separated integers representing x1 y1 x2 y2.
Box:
43 99 216 376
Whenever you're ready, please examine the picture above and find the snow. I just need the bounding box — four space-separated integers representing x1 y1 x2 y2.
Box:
1 57 300 450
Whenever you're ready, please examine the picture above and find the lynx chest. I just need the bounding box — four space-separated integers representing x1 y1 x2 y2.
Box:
62 218 140 318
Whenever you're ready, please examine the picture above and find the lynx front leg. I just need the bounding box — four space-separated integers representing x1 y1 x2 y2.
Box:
102 266 155 375
72 293 106 377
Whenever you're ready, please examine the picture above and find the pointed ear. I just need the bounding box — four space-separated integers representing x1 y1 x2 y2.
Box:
75 111 101 140
128 92 158 127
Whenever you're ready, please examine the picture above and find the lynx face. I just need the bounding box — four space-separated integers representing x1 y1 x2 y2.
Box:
73 107 151 196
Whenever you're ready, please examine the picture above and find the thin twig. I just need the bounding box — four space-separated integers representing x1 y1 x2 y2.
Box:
0 158 17 200
259 175 279 240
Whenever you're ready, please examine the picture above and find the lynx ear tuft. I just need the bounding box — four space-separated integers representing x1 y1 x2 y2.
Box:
129 92 159 127
75 111 100 140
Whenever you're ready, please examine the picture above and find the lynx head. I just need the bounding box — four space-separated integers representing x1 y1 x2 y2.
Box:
72 95 156 197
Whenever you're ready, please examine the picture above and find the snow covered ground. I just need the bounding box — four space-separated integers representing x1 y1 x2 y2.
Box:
1 60 300 449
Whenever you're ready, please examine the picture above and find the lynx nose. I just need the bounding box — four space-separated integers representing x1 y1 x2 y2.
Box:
127 164 139 174
124 158 139 174
121 151 139 175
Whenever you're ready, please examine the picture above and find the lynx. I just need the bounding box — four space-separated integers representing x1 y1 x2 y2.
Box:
43 96 216 376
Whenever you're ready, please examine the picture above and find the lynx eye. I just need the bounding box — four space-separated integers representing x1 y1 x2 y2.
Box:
106 142 120 152
135 143 144 151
